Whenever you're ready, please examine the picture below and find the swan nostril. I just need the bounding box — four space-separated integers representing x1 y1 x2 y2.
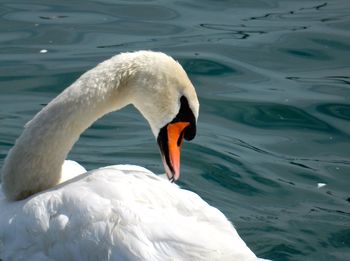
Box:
177 130 185 147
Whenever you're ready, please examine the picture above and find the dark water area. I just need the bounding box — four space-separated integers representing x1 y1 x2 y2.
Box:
0 0 349 260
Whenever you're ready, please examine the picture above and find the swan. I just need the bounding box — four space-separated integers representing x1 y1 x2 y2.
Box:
0 51 264 260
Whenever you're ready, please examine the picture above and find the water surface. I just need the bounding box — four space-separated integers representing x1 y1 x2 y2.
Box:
0 1 350 260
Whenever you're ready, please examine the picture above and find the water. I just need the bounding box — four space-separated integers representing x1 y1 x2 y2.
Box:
0 0 349 260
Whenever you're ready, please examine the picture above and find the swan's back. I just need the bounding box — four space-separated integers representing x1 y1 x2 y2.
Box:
0 165 257 261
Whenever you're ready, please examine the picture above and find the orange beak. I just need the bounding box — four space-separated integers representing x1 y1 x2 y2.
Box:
157 96 197 182
165 122 189 181
158 122 189 182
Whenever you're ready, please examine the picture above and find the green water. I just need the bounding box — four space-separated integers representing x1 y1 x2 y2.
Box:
0 0 350 260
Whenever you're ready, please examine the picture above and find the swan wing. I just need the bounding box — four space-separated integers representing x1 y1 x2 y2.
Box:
0 166 257 261
59 160 87 183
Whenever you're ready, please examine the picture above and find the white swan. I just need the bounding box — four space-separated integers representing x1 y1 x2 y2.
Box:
0 51 263 260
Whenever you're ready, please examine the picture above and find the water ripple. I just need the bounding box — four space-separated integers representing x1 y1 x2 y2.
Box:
1 1 350 260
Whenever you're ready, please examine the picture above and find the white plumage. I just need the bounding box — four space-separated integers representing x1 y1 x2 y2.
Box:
1 164 258 260
0 51 264 260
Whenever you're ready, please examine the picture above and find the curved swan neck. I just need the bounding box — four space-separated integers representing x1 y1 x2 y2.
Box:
1 51 198 201
1 54 134 200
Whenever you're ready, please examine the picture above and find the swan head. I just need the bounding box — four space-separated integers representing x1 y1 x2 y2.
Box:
123 51 199 182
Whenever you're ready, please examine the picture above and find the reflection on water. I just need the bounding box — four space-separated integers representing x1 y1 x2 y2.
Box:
317 103 350 121
181 58 236 75
0 0 350 260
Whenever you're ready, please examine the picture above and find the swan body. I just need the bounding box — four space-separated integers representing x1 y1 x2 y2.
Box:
0 51 262 260
0 164 259 261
